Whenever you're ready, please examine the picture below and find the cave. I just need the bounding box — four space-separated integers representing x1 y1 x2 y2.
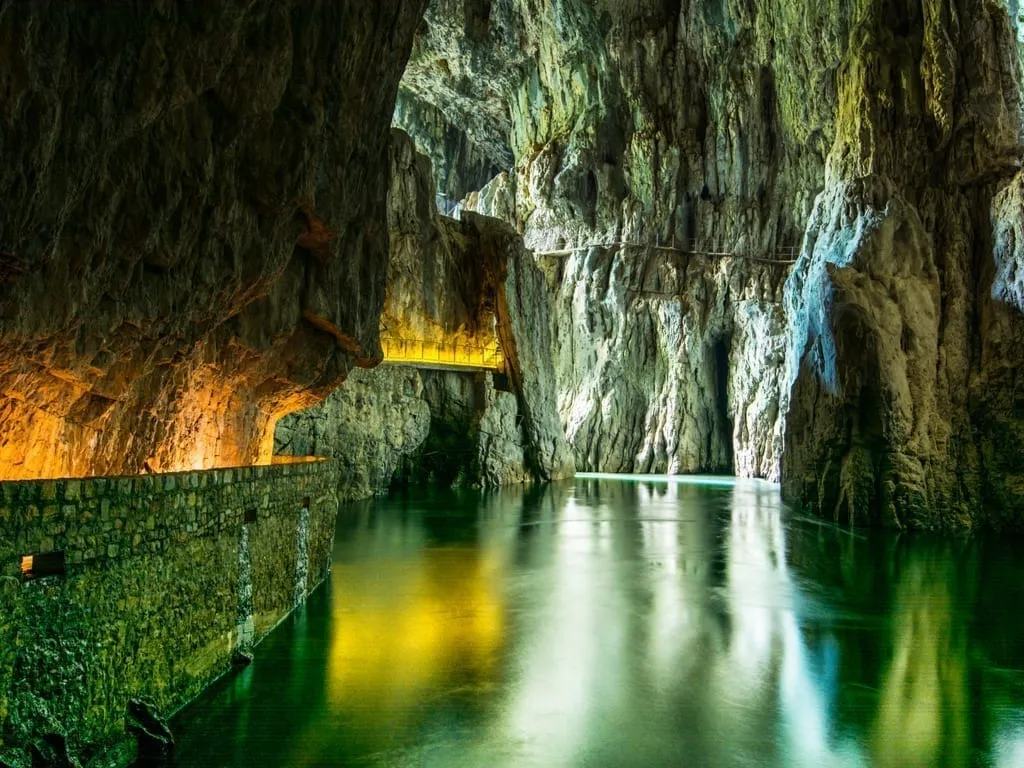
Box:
3 1 1024 766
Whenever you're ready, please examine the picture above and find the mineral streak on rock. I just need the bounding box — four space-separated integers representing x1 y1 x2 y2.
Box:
0 0 427 480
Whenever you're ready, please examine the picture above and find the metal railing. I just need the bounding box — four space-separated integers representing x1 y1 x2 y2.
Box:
535 237 801 265
381 336 505 372
435 194 462 220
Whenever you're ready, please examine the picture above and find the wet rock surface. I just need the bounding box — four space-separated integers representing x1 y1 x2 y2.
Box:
125 700 173 763
781 2 1024 529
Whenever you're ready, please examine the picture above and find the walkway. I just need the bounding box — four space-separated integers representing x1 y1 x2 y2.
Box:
534 238 800 265
380 335 505 372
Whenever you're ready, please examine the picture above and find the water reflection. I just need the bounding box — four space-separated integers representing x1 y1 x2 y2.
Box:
173 478 1024 767
872 550 970 767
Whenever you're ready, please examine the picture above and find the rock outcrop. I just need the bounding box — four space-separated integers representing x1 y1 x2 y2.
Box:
544 251 787 478
781 2 1024 529
0 0 427 480
394 89 506 202
274 131 573 495
274 366 431 501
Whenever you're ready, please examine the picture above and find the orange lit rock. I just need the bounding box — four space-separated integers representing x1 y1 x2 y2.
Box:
0 0 428 480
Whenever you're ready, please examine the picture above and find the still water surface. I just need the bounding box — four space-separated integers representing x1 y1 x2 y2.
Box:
173 476 1024 767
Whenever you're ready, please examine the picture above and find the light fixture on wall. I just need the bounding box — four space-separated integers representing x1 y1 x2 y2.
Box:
20 551 66 581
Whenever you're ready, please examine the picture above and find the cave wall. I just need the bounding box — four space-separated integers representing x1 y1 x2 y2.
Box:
274 365 431 501
780 1 1024 529
545 251 787 477
402 0 1024 526
0 0 427 480
402 0 839 479
394 89 507 201
274 131 573 495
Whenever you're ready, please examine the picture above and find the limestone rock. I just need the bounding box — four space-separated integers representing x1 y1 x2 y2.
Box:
483 214 576 481
781 178 948 526
274 366 431 501
394 89 505 201
548 247 787 477
403 0 1024 526
402 0 836 480
781 1 1024 529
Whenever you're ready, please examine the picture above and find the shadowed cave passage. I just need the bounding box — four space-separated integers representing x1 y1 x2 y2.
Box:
711 335 735 475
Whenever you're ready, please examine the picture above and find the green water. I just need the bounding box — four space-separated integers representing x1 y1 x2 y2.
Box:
172 476 1024 767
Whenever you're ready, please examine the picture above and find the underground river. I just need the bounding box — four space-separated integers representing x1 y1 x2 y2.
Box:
172 476 1024 767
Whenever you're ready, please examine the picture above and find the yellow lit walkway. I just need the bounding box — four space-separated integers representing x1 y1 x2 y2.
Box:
381 336 505 372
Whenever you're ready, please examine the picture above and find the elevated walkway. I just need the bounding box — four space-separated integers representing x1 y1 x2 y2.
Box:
534 238 800 265
381 336 505 372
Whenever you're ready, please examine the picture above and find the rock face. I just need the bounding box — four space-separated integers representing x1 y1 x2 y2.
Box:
274 366 431 501
274 131 573 495
0 1 427 480
402 0 820 480
394 89 506 202
781 2 1024 529
402 0 1024 526
546 251 787 478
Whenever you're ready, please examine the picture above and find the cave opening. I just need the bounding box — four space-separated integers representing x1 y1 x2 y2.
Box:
712 335 735 475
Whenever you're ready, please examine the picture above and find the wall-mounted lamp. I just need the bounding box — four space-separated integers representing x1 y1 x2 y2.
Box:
21 551 66 581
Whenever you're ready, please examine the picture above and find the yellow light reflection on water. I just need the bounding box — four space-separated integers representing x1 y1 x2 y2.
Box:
325 547 505 723
872 557 969 767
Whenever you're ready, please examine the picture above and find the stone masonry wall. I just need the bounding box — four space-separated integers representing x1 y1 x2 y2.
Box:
0 460 338 766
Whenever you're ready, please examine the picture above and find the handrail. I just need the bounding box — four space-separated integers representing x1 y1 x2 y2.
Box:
534 238 800 265
380 336 504 372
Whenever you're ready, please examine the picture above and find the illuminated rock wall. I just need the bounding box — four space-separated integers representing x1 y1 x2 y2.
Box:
0 0 427 480
780 2 1024 528
0 461 338 765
